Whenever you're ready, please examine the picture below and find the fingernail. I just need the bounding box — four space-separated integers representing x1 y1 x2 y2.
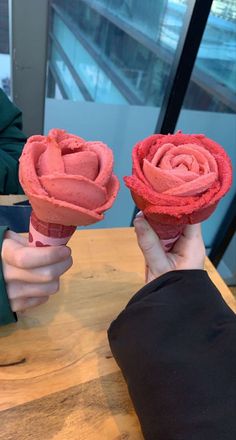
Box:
133 218 142 227
59 246 71 258
135 211 143 218
133 218 145 233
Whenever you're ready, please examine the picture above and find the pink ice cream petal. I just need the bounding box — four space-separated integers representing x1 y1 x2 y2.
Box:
124 174 221 214
48 128 67 142
28 192 103 226
164 172 217 196
190 145 218 173
124 175 187 207
170 154 200 174
19 141 48 196
27 135 46 144
63 151 99 180
48 129 84 145
168 169 199 182
159 154 174 170
161 147 199 174
59 137 85 154
151 143 173 166
88 142 114 186
96 174 120 213
155 143 218 176
173 144 218 173
179 148 208 172
143 159 184 192
132 144 151 185
39 174 107 210
171 154 193 168
37 139 64 176
143 200 219 226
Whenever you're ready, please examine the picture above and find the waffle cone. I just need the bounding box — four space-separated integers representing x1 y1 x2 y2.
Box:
29 211 76 247
144 214 185 251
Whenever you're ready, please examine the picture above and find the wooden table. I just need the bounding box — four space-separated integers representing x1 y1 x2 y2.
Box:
0 228 235 440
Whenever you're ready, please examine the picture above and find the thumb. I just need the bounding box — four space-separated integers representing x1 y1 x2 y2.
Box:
173 223 205 268
173 223 205 254
134 216 169 276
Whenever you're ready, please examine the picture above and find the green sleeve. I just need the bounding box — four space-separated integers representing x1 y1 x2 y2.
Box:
0 226 17 325
0 89 27 194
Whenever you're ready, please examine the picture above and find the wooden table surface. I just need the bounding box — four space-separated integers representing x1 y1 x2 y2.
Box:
0 228 235 440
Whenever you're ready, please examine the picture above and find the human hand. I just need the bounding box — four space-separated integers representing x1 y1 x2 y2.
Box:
1 230 73 312
134 213 205 283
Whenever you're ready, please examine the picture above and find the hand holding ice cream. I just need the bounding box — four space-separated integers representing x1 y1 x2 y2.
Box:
134 215 205 283
2 230 72 312
19 129 119 246
125 132 232 250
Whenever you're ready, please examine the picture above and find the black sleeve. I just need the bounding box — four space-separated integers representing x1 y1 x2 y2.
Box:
108 270 236 440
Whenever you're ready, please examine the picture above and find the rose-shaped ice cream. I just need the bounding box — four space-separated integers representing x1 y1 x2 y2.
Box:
19 129 119 245
124 132 232 249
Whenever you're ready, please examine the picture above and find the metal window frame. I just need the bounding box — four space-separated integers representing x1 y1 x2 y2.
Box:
209 196 236 267
155 0 214 135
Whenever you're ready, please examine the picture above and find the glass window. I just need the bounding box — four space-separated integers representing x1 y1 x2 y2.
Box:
182 0 236 113
47 0 188 106
177 0 236 249
52 14 127 103
48 0 234 113
51 45 85 101
0 0 11 97
96 0 170 41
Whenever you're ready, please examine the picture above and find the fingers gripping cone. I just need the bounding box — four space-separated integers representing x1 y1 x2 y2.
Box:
144 214 184 251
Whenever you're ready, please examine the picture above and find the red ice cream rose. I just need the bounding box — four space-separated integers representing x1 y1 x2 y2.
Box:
124 132 232 245
19 129 120 226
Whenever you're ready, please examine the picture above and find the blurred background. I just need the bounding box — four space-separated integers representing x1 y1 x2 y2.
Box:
0 0 235 283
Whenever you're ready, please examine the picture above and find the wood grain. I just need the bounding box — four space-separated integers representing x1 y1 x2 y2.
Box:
0 228 235 439
206 257 236 313
0 372 142 440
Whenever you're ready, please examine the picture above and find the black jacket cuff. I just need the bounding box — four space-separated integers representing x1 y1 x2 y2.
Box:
108 270 236 440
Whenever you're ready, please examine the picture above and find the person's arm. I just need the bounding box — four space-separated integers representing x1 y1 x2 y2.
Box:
0 229 73 326
0 89 26 194
108 218 236 440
